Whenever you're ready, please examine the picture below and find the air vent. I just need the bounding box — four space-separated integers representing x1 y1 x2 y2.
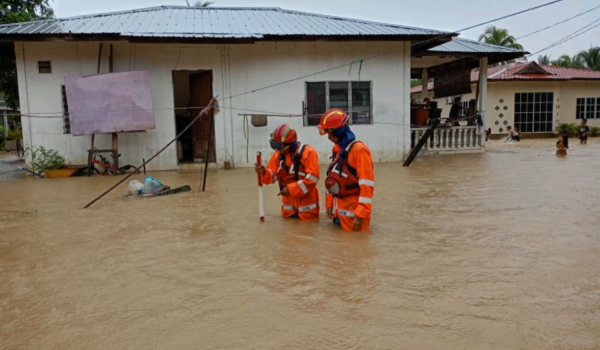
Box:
38 61 51 74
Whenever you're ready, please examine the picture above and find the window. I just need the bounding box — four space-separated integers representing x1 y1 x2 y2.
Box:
62 85 70 134
514 92 554 133
576 98 600 119
460 100 470 118
38 61 51 74
305 81 372 126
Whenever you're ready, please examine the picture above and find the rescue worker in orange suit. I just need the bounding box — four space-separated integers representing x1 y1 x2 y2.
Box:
255 124 321 221
318 109 376 232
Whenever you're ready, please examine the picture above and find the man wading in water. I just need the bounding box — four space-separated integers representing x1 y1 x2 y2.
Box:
255 125 321 221
318 109 376 232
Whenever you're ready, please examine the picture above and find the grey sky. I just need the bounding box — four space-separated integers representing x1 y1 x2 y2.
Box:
53 0 598 60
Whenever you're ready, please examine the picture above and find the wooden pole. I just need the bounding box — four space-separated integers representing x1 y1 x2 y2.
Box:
83 98 216 209
403 119 440 167
96 43 103 74
256 152 265 222
201 112 215 192
109 44 114 73
112 132 119 174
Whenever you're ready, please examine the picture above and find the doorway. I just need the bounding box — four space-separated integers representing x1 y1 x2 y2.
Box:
172 70 216 164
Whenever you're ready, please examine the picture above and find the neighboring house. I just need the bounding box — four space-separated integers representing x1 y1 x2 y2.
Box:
0 6 525 170
412 61 600 136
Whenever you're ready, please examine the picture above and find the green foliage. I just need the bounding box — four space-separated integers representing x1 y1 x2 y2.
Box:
478 26 524 50
26 145 65 171
537 54 551 65
576 47 600 71
591 126 600 137
551 54 585 69
0 0 54 110
0 127 22 150
556 123 580 137
411 79 422 88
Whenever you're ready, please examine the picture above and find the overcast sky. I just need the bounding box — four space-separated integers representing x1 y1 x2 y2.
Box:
52 0 598 60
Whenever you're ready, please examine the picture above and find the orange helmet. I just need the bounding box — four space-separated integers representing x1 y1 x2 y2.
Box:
270 124 297 151
318 109 350 135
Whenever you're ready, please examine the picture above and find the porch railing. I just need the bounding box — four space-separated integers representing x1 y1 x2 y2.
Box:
410 126 485 153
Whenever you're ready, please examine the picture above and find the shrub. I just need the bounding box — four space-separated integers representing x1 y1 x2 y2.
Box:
556 123 579 137
591 126 600 137
25 146 66 172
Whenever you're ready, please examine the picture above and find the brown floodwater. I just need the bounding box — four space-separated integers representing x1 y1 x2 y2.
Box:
1 139 600 350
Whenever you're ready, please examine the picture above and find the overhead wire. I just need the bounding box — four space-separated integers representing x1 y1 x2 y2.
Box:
517 4 600 40
9 0 568 124
221 0 568 101
528 17 600 57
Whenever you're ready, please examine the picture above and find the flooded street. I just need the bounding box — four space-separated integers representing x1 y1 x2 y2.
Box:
1 139 600 350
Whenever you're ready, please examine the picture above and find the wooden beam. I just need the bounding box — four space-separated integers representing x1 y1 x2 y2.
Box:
109 44 114 73
96 43 103 74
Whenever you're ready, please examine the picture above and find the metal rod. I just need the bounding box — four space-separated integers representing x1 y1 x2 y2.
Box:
83 98 216 209
142 158 146 175
201 109 215 192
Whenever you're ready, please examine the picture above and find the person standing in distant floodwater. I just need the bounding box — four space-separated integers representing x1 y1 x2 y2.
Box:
506 126 521 142
579 119 591 144
557 133 569 155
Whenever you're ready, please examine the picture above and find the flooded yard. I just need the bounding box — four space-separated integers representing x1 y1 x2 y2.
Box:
1 139 600 349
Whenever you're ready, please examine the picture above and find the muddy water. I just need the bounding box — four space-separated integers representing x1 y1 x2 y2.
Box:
1 139 600 350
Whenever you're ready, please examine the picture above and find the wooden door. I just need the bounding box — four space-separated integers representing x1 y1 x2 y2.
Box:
190 71 215 162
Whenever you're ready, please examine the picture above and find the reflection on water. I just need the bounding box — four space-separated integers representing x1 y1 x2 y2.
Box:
1 139 600 349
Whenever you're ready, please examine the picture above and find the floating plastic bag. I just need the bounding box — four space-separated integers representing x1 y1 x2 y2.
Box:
144 177 168 194
129 180 145 195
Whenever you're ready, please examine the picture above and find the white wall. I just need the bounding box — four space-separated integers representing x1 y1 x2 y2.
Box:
16 41 411 170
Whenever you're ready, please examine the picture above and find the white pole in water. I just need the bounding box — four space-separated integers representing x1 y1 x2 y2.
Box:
256 152 265 222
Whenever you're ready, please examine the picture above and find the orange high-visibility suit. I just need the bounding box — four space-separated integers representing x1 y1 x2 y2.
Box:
262 143 321 221
326 141 375 231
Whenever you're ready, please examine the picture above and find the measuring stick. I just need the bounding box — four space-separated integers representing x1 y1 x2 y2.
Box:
256 152 265 222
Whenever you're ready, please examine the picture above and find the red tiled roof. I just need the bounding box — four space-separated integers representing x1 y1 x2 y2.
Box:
411 62 600 93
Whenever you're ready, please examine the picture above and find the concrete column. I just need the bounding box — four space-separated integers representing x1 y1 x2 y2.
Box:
421 69 429 102
478 57 488 146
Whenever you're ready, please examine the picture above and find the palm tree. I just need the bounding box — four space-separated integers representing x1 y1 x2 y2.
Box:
577 47 600 71
478 26 524 50
537 54 551 65
551 54 584 69
185 1 214 6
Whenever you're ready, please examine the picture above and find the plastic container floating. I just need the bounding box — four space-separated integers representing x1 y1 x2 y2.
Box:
129 180 145 195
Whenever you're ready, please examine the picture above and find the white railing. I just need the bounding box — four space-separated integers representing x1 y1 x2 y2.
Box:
410 126 485 154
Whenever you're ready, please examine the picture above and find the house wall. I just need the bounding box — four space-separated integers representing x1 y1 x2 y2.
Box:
16 41 411 170
412 80 600 135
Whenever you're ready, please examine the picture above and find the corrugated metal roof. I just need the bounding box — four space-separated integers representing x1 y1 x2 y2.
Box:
0 6 450 38
429 38 527 54
411 62 600 93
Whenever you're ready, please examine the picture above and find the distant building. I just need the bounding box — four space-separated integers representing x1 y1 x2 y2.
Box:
412 61 600 136
0 6 525 169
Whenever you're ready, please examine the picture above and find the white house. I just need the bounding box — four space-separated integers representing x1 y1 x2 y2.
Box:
0 6 526 170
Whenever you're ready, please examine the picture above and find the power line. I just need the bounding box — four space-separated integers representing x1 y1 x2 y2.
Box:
517 4 600 39
7 0 567 119
529 17 600 57
223 0 568 101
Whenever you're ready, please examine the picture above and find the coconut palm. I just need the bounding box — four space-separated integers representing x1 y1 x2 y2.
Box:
537 54 551 65
577 47 600 71
186 1 214 6
551 54 584 69
478 26 524 50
